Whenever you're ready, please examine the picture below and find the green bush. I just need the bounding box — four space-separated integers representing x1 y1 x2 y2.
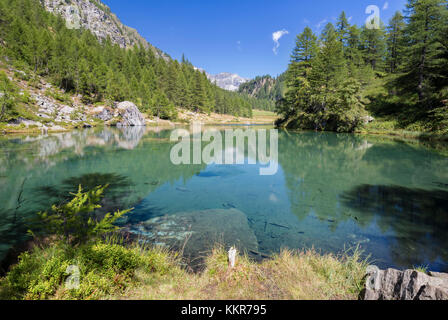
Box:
32 185 131 245
0 71 18 122
0 186 176 300
0 241 150 300
44 89 72 106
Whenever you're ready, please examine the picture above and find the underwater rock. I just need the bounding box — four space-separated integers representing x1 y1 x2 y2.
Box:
222 202 236 209
127 209 258 269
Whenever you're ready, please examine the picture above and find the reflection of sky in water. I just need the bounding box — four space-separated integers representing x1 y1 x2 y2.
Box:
0 127 448 272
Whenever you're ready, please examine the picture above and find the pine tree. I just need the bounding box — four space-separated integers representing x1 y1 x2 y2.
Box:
346 25 363 67
361 23 387 71
399 0 447 106
386 11 406 73
336 11 351 47
282 27 318 118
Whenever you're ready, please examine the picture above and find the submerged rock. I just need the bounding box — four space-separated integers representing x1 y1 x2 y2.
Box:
364 265 448 300
126 209 258 269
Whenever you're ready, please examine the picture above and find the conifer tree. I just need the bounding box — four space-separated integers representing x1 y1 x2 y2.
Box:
399 0 447 106
386 11 406 73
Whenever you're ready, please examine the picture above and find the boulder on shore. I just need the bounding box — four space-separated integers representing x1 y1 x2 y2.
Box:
114 101 146 127
93 106 113 122
364 265 448 300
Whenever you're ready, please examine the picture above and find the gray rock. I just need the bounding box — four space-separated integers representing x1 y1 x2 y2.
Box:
114 101 146 127
93 106 113 121
41 0 168 60
205 72 249 92
364 265 448 300
362 115 375 124
7 117 43 128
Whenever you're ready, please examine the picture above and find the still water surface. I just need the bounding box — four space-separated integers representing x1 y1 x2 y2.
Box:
0 126 447 271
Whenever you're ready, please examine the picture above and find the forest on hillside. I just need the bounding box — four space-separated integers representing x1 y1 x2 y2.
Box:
0 0 256 122
277 0 448 133
238 74 286 111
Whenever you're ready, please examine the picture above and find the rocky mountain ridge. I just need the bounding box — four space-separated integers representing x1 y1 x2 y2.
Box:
194 67 248 91
41 0 169 59
240 75 285 98
206 72 249 92
42 1 253 92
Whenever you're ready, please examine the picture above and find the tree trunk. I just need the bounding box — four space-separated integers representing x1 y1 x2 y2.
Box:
418 7 430 104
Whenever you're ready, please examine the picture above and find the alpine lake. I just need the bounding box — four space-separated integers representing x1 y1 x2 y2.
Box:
1 125 447 272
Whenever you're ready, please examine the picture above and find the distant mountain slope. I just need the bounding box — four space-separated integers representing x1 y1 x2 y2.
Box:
42 0 169 59
206 72 249 92
193 67 248 92
239 74 286 106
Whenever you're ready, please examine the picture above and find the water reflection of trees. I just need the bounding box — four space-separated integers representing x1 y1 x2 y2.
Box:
342 185 448 269
277 131 448 269
0 127 205 264
278 132 376 226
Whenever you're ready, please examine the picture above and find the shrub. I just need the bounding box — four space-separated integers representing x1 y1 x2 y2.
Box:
32 185 131 245
0 241 151 300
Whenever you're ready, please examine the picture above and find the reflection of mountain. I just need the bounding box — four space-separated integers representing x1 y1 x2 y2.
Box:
277 132 448 270
0 127 205 264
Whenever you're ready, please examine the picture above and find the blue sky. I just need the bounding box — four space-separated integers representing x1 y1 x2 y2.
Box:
102 0 408 79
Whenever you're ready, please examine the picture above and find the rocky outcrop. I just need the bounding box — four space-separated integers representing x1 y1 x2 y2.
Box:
41 0 168 59
92 102 145 126
239 76 276 97
364 266 448 300
195 67 248 91
114 101 146 127
206 72 249 92
32 93 87 123
92 106 113 122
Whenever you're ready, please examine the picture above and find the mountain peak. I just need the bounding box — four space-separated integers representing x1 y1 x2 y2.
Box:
207 72 249 92
42 0 169 59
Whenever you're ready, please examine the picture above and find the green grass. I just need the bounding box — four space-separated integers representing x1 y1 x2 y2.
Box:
414 265 429 274
252 109 277 117
0 237 177 300
0 241 368 300
357 118 448 142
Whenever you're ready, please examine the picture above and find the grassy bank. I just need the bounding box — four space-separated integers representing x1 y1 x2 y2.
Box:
0 240 368 300
356 118 448 143
0 185 368 300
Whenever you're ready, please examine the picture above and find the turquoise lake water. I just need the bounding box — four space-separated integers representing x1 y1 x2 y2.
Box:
0 126 447 271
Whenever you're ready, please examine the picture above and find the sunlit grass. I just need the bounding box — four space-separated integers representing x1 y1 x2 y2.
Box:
0 241 369 300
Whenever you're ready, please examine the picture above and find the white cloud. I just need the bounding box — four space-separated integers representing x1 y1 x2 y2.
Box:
316 18 328 30
348 16 353 22
383 2 389 10
272 29 289 55
236 40 242 52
